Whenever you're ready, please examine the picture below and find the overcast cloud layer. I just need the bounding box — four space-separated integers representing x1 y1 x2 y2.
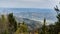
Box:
0 0 60 8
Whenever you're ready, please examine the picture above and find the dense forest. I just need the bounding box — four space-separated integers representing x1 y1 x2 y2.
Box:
0 6 60 34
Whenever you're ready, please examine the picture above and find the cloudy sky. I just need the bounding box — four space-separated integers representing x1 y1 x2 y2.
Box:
0 0 60 8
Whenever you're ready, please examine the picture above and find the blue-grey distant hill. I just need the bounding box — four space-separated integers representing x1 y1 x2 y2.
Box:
15 17 42 31
0 8 57 24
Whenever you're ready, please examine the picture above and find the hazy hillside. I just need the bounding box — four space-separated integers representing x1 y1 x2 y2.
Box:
0 8 57 24
15 17 42 30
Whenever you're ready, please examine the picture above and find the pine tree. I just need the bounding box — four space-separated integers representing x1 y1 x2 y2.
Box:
54 5 60 34
55 13 60 34
48 24 55 34
8 13 17 34
41 18 47 34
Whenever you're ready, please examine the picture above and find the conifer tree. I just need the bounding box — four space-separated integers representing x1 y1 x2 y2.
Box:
41 18 47 34
8 13 17 34
54 5 60 34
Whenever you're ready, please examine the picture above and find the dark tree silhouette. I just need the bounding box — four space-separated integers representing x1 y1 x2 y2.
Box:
54 5 60 14
41 18 47 34
54 5 60 34
8 13 17 34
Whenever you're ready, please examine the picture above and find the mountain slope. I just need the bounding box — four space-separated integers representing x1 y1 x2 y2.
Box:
15 17 42 30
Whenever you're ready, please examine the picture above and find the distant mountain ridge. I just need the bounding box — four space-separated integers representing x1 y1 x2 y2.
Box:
15 17 42 30
0 8 57 24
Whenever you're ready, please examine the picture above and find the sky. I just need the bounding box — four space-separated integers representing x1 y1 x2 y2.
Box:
0 0 60 9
